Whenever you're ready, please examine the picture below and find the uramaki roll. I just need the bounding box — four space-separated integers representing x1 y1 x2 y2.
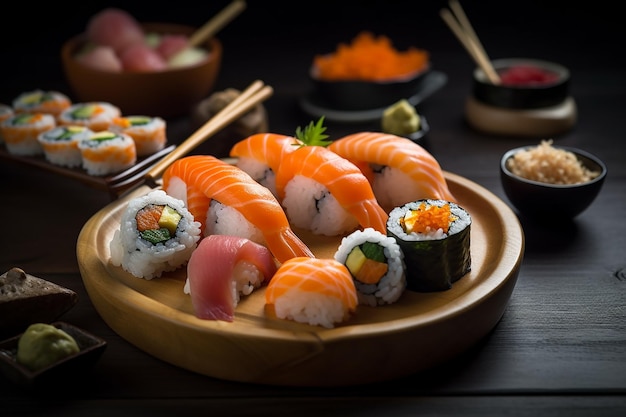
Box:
1 112 55 156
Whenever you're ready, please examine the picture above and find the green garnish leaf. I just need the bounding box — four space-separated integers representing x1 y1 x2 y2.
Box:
294 116 331 147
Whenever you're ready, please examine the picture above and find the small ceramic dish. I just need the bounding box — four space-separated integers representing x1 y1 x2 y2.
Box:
0 322 107 387
473 58 570 109
309 65 431 111
500 144 607 219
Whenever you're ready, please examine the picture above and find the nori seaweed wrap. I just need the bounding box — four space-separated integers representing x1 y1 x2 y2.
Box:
387 199 471 292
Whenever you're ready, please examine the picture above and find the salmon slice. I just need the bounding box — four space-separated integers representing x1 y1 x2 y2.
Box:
162 155 314 263
275 145 389 234
265 257 358 328
328 132 456 211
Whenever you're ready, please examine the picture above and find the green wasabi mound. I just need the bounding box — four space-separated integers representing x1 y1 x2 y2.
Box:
16 323 80 371
382 99 421 136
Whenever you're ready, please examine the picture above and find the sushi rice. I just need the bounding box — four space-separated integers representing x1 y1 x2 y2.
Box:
37 125 93 168
1 112 55 156
0 104 14 144
282 175 359 236
205 200 265 244
110 190 202 280
335 227 406 306
12 89 71 119
77 130 137 175
109 115 167 156
58 101 121 132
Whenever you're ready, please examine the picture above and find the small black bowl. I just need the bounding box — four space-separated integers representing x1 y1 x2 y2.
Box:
500 145 607 219
0 322 107 387
474 58 570 109
310 65 431 111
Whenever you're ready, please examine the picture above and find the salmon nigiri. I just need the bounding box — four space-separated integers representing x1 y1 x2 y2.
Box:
275 145 389 236
185 235 278 322
229 132 302 197
265 257 358 328
328 132 456 212
162 155 314 263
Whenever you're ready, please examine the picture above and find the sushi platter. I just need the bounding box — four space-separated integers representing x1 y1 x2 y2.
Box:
76 170 524 387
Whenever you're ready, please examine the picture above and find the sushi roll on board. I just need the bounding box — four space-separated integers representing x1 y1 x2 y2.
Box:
77 130 137 175
109 190 202 280
387 199 472 292
265 257 358 329
37 125 93 168
58 101 121 132
0 112 55 156
12 89 71 119
109 115 167 156
334 228 406 307
0 104 14 143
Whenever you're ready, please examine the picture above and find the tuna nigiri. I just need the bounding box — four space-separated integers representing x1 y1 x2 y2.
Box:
265 257 358 328
185 235 278 322
229 132 301 197
275 145 389 236
162 155 314 263
328 132 456 212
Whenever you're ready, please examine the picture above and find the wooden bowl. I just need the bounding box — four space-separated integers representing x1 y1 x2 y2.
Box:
61 23 222 119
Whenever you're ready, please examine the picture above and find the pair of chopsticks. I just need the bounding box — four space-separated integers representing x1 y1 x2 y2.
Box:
188 0 247 48
143 80 273 185
440 0 501 84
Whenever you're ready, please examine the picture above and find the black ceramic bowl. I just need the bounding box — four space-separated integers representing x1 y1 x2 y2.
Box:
474 58 570 109
500 145 607 219
310 65 431 111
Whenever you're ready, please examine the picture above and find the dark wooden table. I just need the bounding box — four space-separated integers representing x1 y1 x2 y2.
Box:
1 1 624 415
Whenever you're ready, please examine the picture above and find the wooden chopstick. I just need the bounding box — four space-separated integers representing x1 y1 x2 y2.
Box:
188 0 247 48
440 0 501 84
144 79 273 183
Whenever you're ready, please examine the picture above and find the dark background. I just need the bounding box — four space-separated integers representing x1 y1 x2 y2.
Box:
1 0 622 117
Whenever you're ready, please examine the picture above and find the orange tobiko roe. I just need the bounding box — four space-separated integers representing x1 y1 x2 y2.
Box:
314 31 430 81
401 202 455 234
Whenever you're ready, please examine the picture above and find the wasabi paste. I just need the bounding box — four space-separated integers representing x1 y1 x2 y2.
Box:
382 99 421 135
16 323 80 371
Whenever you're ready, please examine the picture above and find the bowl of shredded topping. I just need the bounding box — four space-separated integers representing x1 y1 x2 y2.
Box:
310 31 431 111
500 140 607 219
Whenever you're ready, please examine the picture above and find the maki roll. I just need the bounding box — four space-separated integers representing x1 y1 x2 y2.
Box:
58 102 121 132
387 199 471 292
37 125 93 168
77 130 137 175
334 228 406 307
109 190 202 280
0 104 14 144
109 115 167 156
12 89 71 119
0 113 55 156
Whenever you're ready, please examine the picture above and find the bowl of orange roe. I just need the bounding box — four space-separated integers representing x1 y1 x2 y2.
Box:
310 32 431 111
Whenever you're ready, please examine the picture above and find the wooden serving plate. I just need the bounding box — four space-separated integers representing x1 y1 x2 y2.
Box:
76 171 524 386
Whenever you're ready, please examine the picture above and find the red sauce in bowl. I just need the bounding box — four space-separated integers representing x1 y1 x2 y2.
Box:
498 65 560 86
